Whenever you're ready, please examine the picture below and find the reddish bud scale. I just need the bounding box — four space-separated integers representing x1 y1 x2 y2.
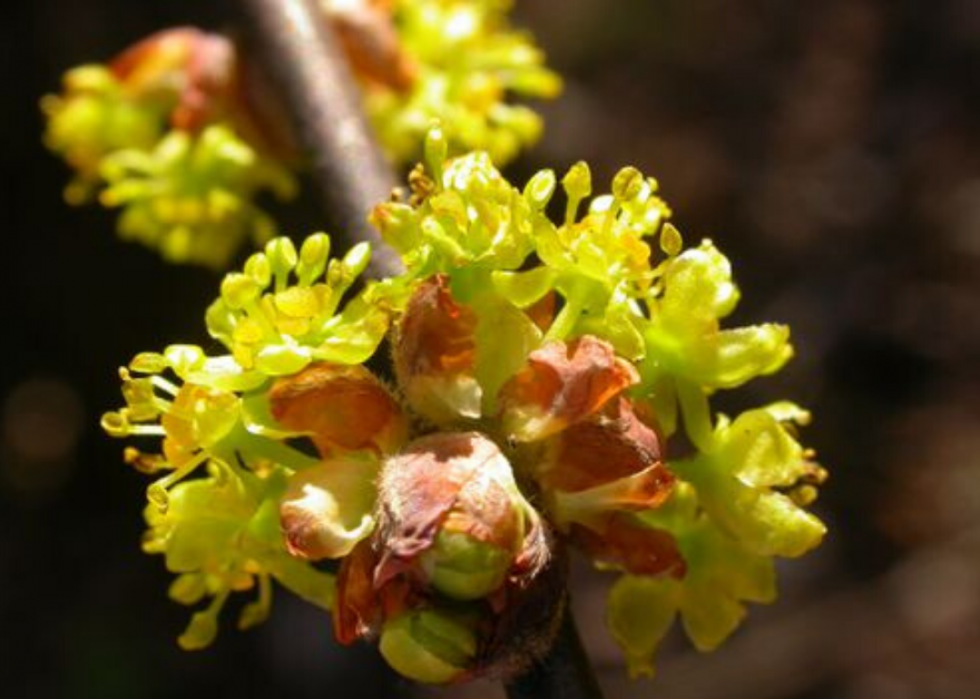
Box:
542 396 664 492
325 0 418 93
524 290 557 333
573 513 685 578
394 275 483 424
335 539 416 645
396 275 478 379
109 27 295 160
374 432 522 588
498 335 640 441
269 362 407 457
109 28 234 131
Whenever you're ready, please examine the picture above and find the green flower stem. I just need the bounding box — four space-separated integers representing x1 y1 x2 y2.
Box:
544 287 587 343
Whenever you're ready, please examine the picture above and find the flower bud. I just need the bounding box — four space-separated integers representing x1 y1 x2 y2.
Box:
375 432 548 602
611 166 644 202
296 232 331 285
523 168 557 211
562 161 592 204
325 0 418 93
420 531 512 601
379 607 477 685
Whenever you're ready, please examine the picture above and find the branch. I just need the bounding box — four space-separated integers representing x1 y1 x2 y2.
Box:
236 0 403 280
234 2 603 697
505 600 605 699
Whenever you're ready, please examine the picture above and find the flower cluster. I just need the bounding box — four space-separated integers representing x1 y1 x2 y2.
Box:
104 128 826 683
368 128 825 676
101 235 399 649
331 0 561 165
42 28 296 268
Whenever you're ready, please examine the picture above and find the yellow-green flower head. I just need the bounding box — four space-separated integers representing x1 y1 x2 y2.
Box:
371 128 539 276
104 351 338 650
100 233 406 647
608 483 776 677
143 467 335 649
99 124 296 269
373 129 674 359
370 130 825 678
43 28 298 269
100 138 828 682
328 0 561 164
205 234 396 375
669 403 827 559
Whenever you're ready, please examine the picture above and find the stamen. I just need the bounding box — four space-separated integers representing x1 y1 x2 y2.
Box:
146 449 209 511
177 587 231 651
238 572 272 630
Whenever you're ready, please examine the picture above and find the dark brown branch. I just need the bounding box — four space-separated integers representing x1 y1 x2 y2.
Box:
505 600 605 699
236 0 403 280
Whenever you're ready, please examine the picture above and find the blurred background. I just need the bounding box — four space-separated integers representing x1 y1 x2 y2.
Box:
2 1 979 697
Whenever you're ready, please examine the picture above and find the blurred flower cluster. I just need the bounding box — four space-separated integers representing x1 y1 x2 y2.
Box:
330 0 561 164
43 1 558 267
103 126 826 683
42 28 297 268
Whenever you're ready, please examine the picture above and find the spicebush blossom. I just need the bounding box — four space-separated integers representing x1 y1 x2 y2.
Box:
104 127 826 682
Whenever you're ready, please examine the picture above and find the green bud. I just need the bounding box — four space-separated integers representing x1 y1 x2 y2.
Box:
612 166 644 202
129 351 169 374
163 345 206 376
220 273 262 310
244 252 272 288
100 410 131 438
265 237 298 280
562 161 592 202
562 161 592 224
168 573 207 606
379 608 477 684
296 232 331 286
178 609 219 651
660 222 683 257
421 530 511 600
523 169 557 211
342 242 372 278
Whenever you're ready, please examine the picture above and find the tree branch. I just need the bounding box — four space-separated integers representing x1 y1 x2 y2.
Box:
236 0 403 280
505 600 605 699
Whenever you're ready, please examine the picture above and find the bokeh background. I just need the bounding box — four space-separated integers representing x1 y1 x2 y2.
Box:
3 1 979 697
